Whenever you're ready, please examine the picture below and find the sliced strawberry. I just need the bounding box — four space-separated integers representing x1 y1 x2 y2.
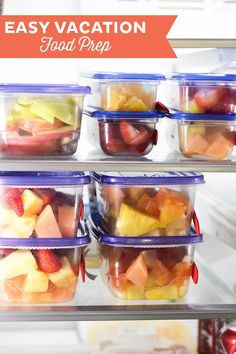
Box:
2 249 16 257
2 188 24 216
102 138 128 154
35 250 61 273
33 188 56 206
120 121 152 147
194 87 222 110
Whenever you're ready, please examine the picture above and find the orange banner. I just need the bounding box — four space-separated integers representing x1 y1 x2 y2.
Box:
0 15 177 58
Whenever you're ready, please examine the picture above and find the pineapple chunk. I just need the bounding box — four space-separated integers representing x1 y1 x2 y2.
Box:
48 257 76 288
188 124 206 136
13 215 37 238
0 250 37 280
115 203 165 236
145 286 179 300
24 270 48 293
181 99 204 113
22 189 44 216
0 207 16 229
178 285 188 298
126 284 144 300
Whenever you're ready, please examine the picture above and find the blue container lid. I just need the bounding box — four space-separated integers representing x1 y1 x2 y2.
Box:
167 73 236 82
168 112 236 122
0 83 91 94
0 172 91 186
85 110 164 120
88 213 203 247
91 171 204 186
81 71 165 81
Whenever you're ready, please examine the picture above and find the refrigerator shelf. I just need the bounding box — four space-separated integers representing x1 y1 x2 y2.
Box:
1 151 236 172
0 254 235 322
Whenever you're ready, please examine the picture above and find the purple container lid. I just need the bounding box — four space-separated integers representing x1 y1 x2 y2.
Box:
0 83 91 94
91 172 204 186
0 172 91 186
88 213 203 247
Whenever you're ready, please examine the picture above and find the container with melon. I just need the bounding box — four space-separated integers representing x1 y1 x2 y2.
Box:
0 171 90 238
0 233 90 304
91 172 204 237
89 212 202 300
0 84 90 155
163 73 236 114
81 72 165 112
167 112 236 160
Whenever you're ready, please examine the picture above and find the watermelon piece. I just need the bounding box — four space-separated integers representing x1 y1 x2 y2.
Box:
150 259 172 287
182 134 210 156
35 205 62 238
141 250 158 269
205 133 234 159
58 205 76 238
126 254 148 287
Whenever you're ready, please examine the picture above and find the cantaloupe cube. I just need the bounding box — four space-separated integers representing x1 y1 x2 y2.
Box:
58 205 76 238
22 189 44 216
24 270 48 293
35 205 62 238
205 134 233 159
126 284 144 300
47 257 76 288
150 260 172 287
115 203 165 236
0 250 37 280
183 134 210 156
126 254 148 287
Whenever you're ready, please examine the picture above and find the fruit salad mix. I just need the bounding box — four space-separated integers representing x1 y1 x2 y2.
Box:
0 247 81 303
100 185 192 236
98 120 156 156
178 122 235 160
101 245 192 300
180 85 236 114
101 83 157 111
0 187 81 238
1 95 84 155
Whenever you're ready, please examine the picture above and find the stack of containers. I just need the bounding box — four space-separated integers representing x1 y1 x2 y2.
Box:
0 171 91 304
164 74 236 160
0 83 91 156
81 72 165 156
88 172 204 301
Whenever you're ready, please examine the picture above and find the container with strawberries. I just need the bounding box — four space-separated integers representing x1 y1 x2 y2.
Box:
85 111 163 156
0 233 90 304
91 172 204 237
0 171 91 238
88 212 202 301
0 84 91 156
164 73 236 160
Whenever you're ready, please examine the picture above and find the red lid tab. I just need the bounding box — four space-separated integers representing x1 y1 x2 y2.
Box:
79 201 84 220
80 255 86 283
155 101 169 113
192 262 199 284
193 211 200 236
153 130 158 145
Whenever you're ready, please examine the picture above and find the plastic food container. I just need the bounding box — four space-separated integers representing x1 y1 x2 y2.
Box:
164 73 236 114
168 112 236 160
0 171 91 238
85 110 163 156
0 233 90 304
81 72 165 111
91 172 204 236
89 212 202 300
0 84 91 156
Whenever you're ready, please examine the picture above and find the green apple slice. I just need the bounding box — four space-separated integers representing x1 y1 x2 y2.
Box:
30 98 75 125
7 103 41 126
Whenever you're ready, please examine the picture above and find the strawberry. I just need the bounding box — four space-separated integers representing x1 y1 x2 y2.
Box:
194 87 222 110
102 138 128 154
2 249 16 257
120 121 151 146
2 188 24 216
33 188 56 206
35 249 61 273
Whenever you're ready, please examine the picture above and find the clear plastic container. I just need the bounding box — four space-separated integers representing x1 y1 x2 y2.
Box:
81 72 165 112
85 110 162 156
0 171 91 238
167 113 236 160
164 73 236 114
89 212 202 300
0 84 91 156
91 172 204 236
0 232 90 304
